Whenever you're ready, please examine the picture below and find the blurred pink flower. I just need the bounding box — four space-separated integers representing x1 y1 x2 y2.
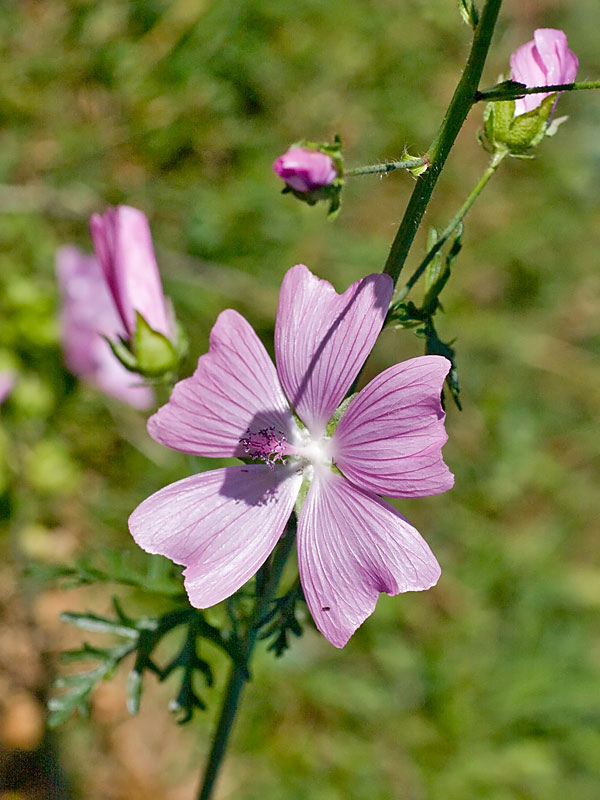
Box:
129 265 453 647
510 28 578 116
90 205 173 340
56 245 154 409
0 371 15 405
273 148 338 193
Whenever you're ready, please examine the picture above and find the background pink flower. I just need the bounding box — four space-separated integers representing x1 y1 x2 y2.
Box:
510 28 578 116
0 371 15 406
56 245 154 409
130 265 453 647
90 205 173 340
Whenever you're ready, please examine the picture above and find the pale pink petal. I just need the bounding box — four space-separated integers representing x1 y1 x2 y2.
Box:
511 29 578 115
297 470 441 648
148 309 299 457
511 40 548 114
275 265 393 437
90 206 172 339
92 341 155 410
534 29 577 85
333 356 453 497
129 465 302 607
56 246 154 409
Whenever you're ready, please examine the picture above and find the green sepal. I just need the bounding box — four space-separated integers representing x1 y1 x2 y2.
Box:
133 312 179 377
458 0 479 29
325 393 356 437
294 477 311 518
105 335 139 372
483 93 557 156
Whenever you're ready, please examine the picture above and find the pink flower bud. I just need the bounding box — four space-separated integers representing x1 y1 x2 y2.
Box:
273 148 338 193
56 245 154 409
89 205 172 340
510 28 578 116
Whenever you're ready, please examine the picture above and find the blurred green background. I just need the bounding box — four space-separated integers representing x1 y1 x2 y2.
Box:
1 0 600 798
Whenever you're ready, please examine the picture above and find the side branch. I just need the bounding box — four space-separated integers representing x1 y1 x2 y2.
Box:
476 79 600 102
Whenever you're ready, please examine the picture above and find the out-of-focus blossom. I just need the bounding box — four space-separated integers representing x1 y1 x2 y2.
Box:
0 371 15 405
273 148 338 193
511 28 578 116
90 205 173 340
56 245 154 409
129 264 453 648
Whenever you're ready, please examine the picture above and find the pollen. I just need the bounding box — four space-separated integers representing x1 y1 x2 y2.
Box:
240 427 288 469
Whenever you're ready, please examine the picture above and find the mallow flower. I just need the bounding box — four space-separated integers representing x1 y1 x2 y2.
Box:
510 28 578 116
56 245 154 409
129 265 453 647
273 148 338 193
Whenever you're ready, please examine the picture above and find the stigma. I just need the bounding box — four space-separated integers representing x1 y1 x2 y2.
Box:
240 427 288 469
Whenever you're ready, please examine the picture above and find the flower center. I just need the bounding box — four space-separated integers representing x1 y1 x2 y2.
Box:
240 427 287 469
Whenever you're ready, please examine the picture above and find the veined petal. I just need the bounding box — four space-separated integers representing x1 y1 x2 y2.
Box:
333 356 453 497
148 309 298 457
275 265 392 437
129 465 302 608
90 206 171 339
297 471 441 648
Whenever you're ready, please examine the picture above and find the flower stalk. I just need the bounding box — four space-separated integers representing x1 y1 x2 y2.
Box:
345 156 429 177
476 79 600 102
197 520 298 800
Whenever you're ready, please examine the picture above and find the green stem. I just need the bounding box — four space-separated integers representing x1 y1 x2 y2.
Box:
394 148 507 303
476 79 600 102
382 0 503 286
196 520 297 800
345 156 428 176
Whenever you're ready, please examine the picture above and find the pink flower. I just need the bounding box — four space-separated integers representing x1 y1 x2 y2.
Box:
510 28 578 116
129 265 453 647
90 205 173 340
56 245 154 409
0 371 15 405
273 148 338 193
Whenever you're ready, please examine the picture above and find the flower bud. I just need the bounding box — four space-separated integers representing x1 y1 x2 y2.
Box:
481 29 578 156
89 205 184 377
273 147 338 193
510 28 578 116
90 205 173 341
273 139 344 216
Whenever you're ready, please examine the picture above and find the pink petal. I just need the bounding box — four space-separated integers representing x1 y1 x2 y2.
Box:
129 465 301 607
275 265 393 437
56 246 153 409
297 470 441 648
148 309 299 457
332 356 453 497
90 206 172 339
533 29 577 85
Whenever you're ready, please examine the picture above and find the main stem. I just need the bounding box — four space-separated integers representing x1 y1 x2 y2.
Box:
394 148 507 303
383 0 503 286
196 522 297 800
